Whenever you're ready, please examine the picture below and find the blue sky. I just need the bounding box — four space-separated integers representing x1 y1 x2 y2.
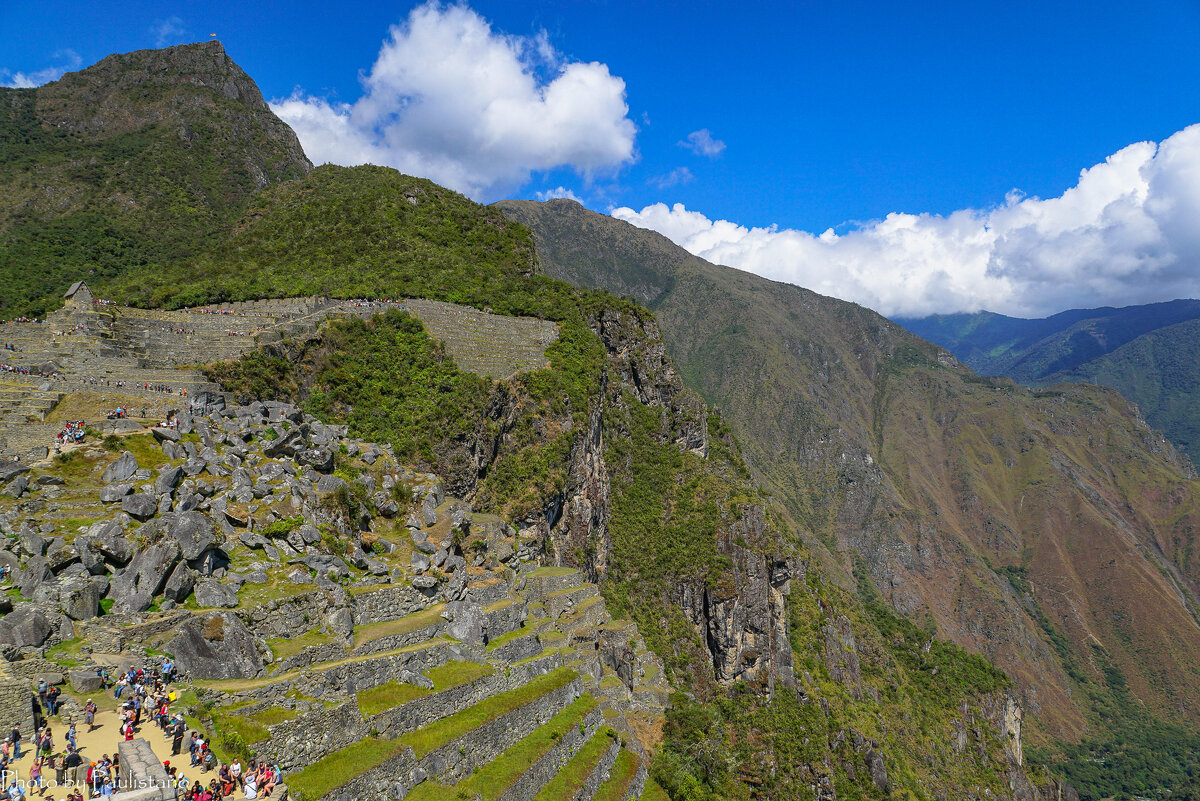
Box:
4 1 1200 316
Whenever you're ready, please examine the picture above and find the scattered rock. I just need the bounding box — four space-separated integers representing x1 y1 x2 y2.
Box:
99 482 135 502
167 612 263 679
122 493 158 521
193 580 238 609
101 452 139 484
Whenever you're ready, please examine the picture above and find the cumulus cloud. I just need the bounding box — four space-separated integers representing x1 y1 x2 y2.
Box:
680 128 725 158
649 167 694 189
151 17 186 48
614 124 1200 317
271 2 637 200
1 50 81 88
535 186 582 202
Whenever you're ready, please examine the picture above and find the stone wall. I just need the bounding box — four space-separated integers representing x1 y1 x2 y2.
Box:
350 586 436 626
257 700 368 773
497 707 602 801
577 736 621 801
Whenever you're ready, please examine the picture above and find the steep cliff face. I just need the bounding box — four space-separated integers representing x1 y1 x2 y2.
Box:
496 198 1200 747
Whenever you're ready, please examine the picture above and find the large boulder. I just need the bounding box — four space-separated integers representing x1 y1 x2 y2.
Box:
444 601 486 645
166 612 263 680
1 474 27 499
17 557 53 597
152 426 181 443
155 466 183 495
193 580 238 609
122 493 158 521
0 461 30 483
99 482 134 503
101 452 139 484
163 563 196 603
80 522 135 567
45 541 80 573
69 669 106 693
108 542 181 614
163 512 216 560
57 575 101 620
0 604 54 647
297 448 334 473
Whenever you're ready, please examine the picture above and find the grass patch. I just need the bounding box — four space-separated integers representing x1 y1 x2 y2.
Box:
408 693 598 801
356 681 432 717
353 604 444 648
248 706 299 726
533 727 618 801
485 626 538 652
398 667 578 758
45 636 86 667
529 566 578 578
286 736 408 801
426 660 494 690
266 628 336 662
593 748 640 801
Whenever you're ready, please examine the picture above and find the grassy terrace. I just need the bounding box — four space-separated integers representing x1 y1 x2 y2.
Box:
398 666 578 756
406 694 599 801
355 660 494 716
352 604 445 649
532 726 618 801
593 747 641 801
288 667 578 800
528 566 579 578
266 628 335 662
196 639 454 692
485 625 540 652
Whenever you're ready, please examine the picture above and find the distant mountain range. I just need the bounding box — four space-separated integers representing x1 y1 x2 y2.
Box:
897 301 1200 456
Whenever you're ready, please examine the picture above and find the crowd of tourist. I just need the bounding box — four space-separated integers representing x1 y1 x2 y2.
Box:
1 318 44 325
55 422 86 447
0 364 36 376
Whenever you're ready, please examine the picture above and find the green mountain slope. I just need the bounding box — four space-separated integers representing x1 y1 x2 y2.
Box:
0 41 311 317
497 197 1200 797
899 301 1200 455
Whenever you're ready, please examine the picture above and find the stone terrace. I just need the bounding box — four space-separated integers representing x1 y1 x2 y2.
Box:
0 294 560 459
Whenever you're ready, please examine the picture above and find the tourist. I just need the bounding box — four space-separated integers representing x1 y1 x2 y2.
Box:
11 724 21 759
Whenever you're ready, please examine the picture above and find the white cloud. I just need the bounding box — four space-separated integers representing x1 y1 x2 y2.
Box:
649 167 694 189
681 128 725 158
152 17 186 48
614 124 1200 317
271 2 637 201
1 50 81 88
535 186 582 202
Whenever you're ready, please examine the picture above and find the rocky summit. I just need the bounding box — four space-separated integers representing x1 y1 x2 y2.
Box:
1 40 1192 801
